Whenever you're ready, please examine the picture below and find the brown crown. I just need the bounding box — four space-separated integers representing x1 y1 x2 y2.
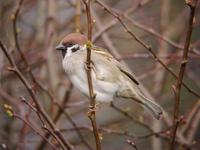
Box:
61 33 87 46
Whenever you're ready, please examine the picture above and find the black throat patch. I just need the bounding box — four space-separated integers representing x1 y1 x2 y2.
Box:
61 49 67 58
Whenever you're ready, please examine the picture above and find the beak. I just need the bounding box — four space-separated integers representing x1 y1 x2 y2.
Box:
56 43 65 50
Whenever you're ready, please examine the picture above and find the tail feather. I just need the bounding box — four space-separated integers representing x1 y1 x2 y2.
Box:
132 95 163 120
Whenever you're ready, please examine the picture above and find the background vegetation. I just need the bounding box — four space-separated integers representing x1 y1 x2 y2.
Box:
0 0 200 149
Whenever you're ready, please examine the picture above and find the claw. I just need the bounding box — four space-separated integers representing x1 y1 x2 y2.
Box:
84 62 92 70
87 103 99 117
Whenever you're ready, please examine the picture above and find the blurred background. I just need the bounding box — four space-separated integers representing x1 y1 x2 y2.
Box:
0 0 200 149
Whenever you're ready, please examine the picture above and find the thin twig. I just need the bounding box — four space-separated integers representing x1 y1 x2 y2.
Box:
127 139 140 150
60 125 165 140
10 1 73 148
93 1 189 145
12 0 57 107
12 0 71 147
152 1 171 149
93 0 199 55
170 1 198 149
93 0 151 42
14 114 58 150
12 0 25 63
181 100 200 137
118 53 200 60
20 97 46 126
36 84 73 150
0 41 73 150
124 13 199 56
42 125 66 150
94 0 200 99
60 125 189 148
110 102 154 133
0 87 18 106
56 103 93 150
61 126 190 150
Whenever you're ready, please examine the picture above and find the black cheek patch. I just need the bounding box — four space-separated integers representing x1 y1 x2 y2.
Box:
71 47 79 53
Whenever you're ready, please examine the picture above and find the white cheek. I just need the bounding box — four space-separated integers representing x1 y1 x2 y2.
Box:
65 44 80 57
65 49 72 57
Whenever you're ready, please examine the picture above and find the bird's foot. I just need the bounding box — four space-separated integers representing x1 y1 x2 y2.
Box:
87 103 99 117
84 62 92 70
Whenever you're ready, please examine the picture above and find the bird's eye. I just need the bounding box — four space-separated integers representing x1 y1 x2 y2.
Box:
71 45 80 52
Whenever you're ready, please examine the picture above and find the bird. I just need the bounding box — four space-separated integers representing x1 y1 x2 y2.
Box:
56 33 163 119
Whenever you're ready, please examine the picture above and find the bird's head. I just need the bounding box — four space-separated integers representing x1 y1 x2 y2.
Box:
56 33 87 58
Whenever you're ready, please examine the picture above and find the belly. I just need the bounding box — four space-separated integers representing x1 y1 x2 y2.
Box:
70 72 118 102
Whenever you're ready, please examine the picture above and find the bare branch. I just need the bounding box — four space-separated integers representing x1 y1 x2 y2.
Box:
14 114 58 150
170 1 198 149
0 41 73 150
82 0 101 149
94 0 200 99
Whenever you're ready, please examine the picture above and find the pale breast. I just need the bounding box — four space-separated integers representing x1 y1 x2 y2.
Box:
62 50 122 102
62 51 85 75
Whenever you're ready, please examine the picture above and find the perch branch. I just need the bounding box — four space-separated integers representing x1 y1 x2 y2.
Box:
170 1 198 149
82 0 101 149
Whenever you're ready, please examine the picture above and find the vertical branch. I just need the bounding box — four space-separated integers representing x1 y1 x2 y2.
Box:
45 0 59 96
82 0 101 150
170 0 198 149
75 0 81 33
12 0 24 61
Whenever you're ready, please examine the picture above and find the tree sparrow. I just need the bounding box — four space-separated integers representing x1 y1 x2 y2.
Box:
56 33 163 119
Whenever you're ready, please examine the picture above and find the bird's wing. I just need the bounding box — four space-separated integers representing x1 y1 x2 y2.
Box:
92 46 113 59
92 46 140 85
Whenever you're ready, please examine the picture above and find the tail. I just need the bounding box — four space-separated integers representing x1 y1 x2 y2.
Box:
132 95 163 120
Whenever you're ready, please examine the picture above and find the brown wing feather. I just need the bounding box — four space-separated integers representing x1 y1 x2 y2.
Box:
92 46 140 85
119 68 139 85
